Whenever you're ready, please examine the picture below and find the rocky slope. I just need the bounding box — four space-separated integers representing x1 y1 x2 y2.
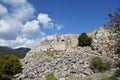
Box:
15 24 120 80
89 24 120 57
16 47 106 80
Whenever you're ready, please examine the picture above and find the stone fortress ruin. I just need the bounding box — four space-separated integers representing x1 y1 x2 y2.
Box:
33 34 79 52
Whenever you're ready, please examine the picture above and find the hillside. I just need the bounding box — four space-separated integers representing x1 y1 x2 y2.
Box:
16 47 31 53
0 46 31 58
15 24 120 80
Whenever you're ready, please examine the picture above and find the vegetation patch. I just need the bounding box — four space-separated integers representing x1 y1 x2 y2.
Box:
0 54 22 80
46 52 61 59
114 60 120 78
45 74 58 80
90 57 111 72
46 52 55 57
78 32 92 47
66 73 113 80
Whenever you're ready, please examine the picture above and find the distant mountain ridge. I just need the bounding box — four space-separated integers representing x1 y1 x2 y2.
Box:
16 47 31 52
0 46 31 58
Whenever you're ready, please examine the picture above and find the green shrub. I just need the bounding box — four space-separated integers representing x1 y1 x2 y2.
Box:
78 32 92 47
86 77 92 80
114 60 120 77
90 57 111 72
109 75 118 80
46 52 55 57
100 74 111 80
90 57 103 72
0 54 22 79
110 51 120 79
45 74 58 80
0 73 11 80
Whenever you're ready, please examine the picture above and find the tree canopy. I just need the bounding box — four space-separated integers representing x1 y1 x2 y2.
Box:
78 32 92 47
0 54 22 80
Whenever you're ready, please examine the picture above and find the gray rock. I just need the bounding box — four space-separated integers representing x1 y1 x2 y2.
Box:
28 72 36 78
59 78 65 80
83 70 91 75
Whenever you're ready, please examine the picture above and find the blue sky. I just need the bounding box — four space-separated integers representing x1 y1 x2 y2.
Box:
29 0 119 34
0 0 119 48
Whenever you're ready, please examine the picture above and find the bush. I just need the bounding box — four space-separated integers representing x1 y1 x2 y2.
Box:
109 75 118 80
45 74 58 80
0 73 11 80
78 32 92 47
114 60 120 77
86 77 92 80
0 54 22 79
90 57 111 72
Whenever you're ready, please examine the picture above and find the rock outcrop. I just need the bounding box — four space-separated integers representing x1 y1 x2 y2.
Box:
15 24 120 80
89 24 120 57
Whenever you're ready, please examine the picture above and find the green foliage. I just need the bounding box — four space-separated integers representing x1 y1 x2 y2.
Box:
90 57 103 72
78 32 92 47
46 52 61 59
114 60 120 77
66 73 113 80
0 73 11 80
100 74 111 80
0 54 22 79
46 52 55 57
90 57 111 72
45 74 58 80
86 77 92 80
109 75 118 80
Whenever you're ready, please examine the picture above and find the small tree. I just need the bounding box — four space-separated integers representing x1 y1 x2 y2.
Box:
0 54 22 79
78 32 92 47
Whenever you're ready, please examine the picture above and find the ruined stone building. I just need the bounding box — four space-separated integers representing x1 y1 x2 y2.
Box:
32 34 79 52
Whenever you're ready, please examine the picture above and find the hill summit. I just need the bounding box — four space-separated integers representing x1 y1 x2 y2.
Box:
15 24 120 80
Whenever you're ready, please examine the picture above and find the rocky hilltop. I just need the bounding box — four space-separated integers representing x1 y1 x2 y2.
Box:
15 24 120 80
89 25 120 56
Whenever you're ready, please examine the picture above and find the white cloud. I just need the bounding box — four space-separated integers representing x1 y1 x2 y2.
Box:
2 0 35 21
22 20 45 37
0 0 35 39
55 24 63 30
0 19 23 40
37 13 54 29
0 4 8 15
3 0 26 6
12 3 35 21
14 37 40 48
0 0 63 48
0 37 40 48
